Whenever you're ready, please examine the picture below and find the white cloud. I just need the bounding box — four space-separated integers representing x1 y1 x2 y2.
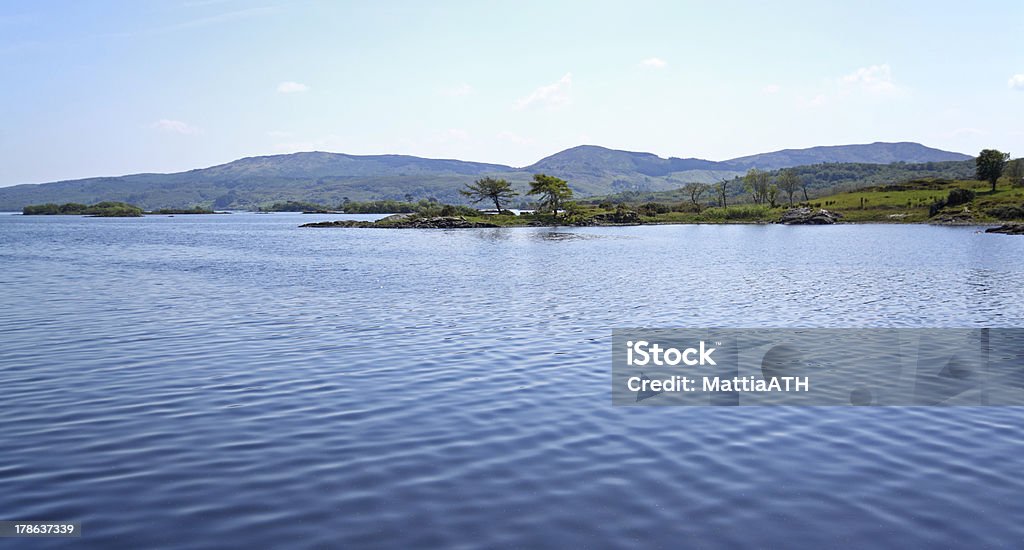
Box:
640 57 667 69
809 94 827 106
762 84 781 94
514 73 573 110
1009 74 1024 90
441 83 474 97
152 119 200 135
841 64 899 95
277 81 309 93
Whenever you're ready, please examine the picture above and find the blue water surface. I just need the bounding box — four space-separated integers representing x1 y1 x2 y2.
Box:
1 212 1023 549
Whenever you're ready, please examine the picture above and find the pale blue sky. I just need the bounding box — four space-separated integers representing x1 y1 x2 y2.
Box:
1 0 1022 186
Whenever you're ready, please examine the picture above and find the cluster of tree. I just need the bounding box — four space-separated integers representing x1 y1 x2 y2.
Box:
23 201 143 217
595 160 975 207
459 174 574 216
735 168 807 208
340 200 423 213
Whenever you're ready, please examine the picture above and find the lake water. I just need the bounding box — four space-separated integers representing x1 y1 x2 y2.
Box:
1 212 1023 549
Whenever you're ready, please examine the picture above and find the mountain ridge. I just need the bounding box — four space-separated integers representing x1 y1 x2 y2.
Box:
0 142 973 210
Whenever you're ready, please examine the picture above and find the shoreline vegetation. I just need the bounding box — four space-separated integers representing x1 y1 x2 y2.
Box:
20 150 1024 232
22 202 221 216
302 156 1024 230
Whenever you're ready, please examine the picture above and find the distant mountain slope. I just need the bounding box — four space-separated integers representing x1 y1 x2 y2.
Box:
0 142 973 210
198 151 512 179
526 145 722 176
722 142 972 170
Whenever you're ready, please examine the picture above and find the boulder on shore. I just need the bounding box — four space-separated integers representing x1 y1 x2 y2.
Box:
778 208 841 225
985 223 1024 235
299 220 375 228
387 216 499 228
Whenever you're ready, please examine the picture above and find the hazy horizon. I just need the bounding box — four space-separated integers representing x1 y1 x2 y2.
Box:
2 0 1022 187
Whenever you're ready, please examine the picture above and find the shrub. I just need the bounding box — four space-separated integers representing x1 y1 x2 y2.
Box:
946 188 976 207
986 205 1024 220
637 202 671 216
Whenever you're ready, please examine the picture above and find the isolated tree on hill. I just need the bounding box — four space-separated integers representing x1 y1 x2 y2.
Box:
460 177 518 213
527 174 573 216
684 182 708 211
743 168 771 205
976 149 1010 192
800 176 810 202
777 169 800 206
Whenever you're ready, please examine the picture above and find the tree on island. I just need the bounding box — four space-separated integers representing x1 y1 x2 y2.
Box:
527 174 573 216
777 169 800 206
976 149 1010 192
460 177 518 213
684 182 708 212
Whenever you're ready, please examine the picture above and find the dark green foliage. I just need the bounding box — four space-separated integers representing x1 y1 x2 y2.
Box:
976 149 1010 192
527 174 573 215
260 201 330 212
341 200 418 213
23 203 61 215
637 202 671 216
591 204 641 224
986 205 1024 220
929 187 978 217
59 202 88 214
413 203 478 217
341 199 478 217
946 188 976 207
23 201 142 217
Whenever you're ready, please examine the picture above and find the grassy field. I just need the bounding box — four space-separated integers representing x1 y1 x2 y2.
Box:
810 178 1024 222
586 177 1023 224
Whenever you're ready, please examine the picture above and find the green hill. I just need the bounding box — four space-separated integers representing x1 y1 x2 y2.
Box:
0 142 973 211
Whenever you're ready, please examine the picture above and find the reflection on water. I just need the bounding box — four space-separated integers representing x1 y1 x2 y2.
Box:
0 213 1023 548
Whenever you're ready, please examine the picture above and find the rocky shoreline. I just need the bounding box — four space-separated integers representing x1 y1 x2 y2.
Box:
985 223 1024 235
299 208 1020 230
301 215 500 229
777 208 842 225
